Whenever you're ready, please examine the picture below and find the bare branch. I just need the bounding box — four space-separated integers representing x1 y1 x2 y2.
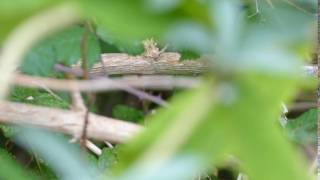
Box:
71 53 209 76
55 64 169 106
13 74 200 92
70 54 316 77
0 101 142 143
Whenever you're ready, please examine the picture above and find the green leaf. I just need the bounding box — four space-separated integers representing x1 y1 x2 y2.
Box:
0 0 61 42
9 87 69 109
0 125 20 138
98 148 118 173
112 105 144 123
20 26 101 76
79 0 175 44
0 0 58 15
286 108 317 144
113 81 216 174
78 0 211 47
0 148 35 180
113 74 311 180
14 128 95 180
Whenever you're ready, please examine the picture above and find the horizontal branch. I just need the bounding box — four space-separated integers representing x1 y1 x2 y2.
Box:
0 101 142 143
13 74 200 92
77 53 210 76
71 53 317 77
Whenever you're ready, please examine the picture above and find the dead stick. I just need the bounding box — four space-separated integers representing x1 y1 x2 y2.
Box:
0 101 142 143
73 53 210 76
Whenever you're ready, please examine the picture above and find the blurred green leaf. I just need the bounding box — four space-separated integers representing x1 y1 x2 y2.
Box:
118 155 205 180
164 21 212 54
0 0 61 42
112 105 144 123
14 128 96 180
20 26 101 76
78 0 176 43
0 0 315 179
286 108 317 145
113 73 311 180
0 0 58 15
0 148 35 180
78 0 211 48
113 82 217 174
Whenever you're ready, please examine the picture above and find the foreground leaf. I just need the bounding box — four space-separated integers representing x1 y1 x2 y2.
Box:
0 148 35 180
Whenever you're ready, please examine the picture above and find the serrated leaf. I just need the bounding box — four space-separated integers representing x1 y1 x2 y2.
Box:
20 26 101 76
112 105 144 123
286 108 317 144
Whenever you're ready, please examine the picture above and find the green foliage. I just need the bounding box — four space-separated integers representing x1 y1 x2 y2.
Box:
0 0 316 179
0 148 35 180
78 0 211 51
9 87 69 108
113 75 311 180
0 0 60 42
0 125 19 138
112 105 144 123
98 148 118 173
14 128 96 180
21 26 101 76
114 81 216 173
286 109 317 145
79 0 177 44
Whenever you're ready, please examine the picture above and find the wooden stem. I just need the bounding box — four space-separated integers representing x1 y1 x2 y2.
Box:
0 101 142 143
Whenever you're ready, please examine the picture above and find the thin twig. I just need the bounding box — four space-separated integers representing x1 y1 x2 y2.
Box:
33 77 104 155
55 64 168 106
79 23 94 149
86 140 102 156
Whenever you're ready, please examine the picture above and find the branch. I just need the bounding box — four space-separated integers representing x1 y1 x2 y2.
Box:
54 64 169 106
12 64 316 93
13 74 200 92
0 101 142 143
77 53 210 76
70 53 317 77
